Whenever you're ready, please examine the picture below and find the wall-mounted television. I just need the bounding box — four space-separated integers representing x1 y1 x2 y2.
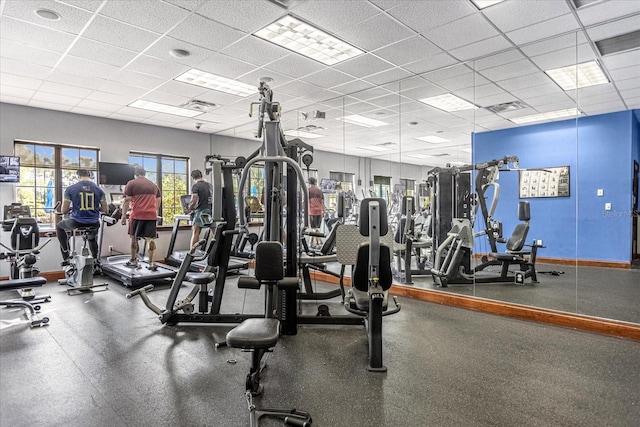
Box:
0 155 20 183
320 178 337 193
98 162 134 186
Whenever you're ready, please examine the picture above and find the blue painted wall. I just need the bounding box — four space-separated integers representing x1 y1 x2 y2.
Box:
473 110 638 264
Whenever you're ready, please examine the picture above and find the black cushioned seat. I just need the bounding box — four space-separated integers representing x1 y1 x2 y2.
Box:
226 318 279 350
0 277 46 291
184 272 216 285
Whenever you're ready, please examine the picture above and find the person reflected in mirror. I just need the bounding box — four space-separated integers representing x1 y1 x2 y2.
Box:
307 177 324 248
188 169 213 250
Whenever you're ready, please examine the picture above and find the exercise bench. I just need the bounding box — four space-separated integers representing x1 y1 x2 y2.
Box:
0 277 49 327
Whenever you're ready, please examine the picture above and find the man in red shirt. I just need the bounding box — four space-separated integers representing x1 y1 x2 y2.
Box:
307 177 324 247
121 166 161 270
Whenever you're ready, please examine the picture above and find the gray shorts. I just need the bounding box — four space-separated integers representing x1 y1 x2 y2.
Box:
192 209 213 227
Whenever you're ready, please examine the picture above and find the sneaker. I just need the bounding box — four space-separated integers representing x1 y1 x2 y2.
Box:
124 260 139 268
61 258 72 267
147 264 158 271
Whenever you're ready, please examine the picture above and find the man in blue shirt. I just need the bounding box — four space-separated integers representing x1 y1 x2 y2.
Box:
56 169 108 264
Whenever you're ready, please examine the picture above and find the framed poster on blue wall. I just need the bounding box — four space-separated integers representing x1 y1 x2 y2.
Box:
519 166 570 198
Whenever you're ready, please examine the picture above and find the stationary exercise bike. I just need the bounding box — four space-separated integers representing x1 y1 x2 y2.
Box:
0 203 51 305
57 214 113 295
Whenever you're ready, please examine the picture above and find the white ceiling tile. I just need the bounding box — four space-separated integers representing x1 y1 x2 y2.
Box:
448 35 513 61
334 54 394 78
263 54 326 79
575 90 621 105
194 54 258 80
86 91 139 105
291 1 381 35
47 69 106 89
577 1 640 27
372 35 443 66
70 106 111 117
475 93 519 108
614 78 640 91
39 81 93 98
473 49 526 71
425 13 499 50
497 73 556 91
198 0 284 33
0 85 35 99
0 58 52 80
126 55 189 79
609 64 640 81
168 14 244 51
482 0 573 33
529 43 597 70
221 35 291 68
300 69 355 89
143 36 216 66
479 59 540 82
525 92 574 107
520 32 589 57
602 49 640 70
386 1 477 34
57 56 120 79
3 0 94 34
329 79 376 96
586 14 640 41
363 68 413 86
82 15 160 52
112 106 157 119
506 14 580 45
27 99 73 112
75 99 122 112
31 90 81 106
1 17 75 53
509 83 564 99
0 94 30 105
109 69 167 89
99 81 149 98
155 80 207 99
0 39 62 67
403 52 458 74
56 0 104 12
0 72 43 90
620 87 640 99
581 100 626 115
99 0 191 34
334 13 415 52
68 38 139 67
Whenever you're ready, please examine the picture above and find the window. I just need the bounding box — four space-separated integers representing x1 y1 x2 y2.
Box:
14 141 99 228
129 152 188 225
373 175 391 204
399 178 415 196
328 171 355 211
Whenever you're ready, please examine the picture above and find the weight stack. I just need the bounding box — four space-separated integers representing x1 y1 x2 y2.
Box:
277 277 299 335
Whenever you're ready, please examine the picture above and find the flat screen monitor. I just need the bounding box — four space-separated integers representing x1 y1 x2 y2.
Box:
320 178 337 193
0 155 20 183
99 162 134 186
179 195 191 214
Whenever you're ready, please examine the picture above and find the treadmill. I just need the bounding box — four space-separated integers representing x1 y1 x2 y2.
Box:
164 195 248 273
98 205 177 288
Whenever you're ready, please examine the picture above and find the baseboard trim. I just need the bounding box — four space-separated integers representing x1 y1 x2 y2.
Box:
472 253 631 269
309 271 640 341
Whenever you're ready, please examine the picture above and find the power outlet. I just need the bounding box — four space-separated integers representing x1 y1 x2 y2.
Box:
108 245 113 253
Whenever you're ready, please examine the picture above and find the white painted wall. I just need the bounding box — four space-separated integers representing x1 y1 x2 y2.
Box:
0 103 425 275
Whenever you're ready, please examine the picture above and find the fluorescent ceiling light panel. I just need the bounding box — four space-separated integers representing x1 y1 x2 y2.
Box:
357 145 390 152
284 129 324 139
472 0 506 9
175 69 256 97
419 94 478 112
415 135 451 143
545 61 609 91
254 15 364 65
510 108 581 124
406 153 433 159
129 99 203 117
338 114 388 128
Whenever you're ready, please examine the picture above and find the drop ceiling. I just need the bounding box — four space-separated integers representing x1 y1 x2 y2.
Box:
1 0 638 167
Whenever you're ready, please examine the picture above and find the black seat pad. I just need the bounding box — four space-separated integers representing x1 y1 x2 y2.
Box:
0 277 46 291
226 318 279 350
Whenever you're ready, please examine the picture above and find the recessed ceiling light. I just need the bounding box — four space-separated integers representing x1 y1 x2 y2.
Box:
35 8 61 20
129 99 204 117
260 76 274 83
408 121 418 126
283 129 324 139
175 69 256 97
254 15 364 65
510 108 581 125
545 61 609 91
338 114 388 128
170 49 190 59
419 94 478 112
471 0 506 9
415 135 451 144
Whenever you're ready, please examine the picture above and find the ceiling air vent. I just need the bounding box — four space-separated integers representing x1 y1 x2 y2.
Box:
484 101 528 114
297 124 325 132
181 100 217 112
572 0 603 9
595 30 640 56
432 153 450 157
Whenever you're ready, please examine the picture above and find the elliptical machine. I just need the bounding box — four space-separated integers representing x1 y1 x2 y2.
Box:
57 212 113 295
